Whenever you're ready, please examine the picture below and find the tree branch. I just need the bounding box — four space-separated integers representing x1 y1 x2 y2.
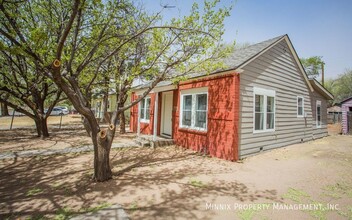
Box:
56 0 80 60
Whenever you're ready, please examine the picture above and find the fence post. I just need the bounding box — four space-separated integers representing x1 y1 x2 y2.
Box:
10 109 15 130
59 114 63 129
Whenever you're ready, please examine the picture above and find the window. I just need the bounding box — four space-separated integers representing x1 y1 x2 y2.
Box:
140 97 151 122
253 87 275 132
297 96 304 117
316 100 321 128
180 88 208 131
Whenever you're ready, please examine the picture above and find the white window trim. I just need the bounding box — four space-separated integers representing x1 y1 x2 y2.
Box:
253 87 276 133
179 87 208 131
316 100 322 128
140 97 151 123
297 96 304 118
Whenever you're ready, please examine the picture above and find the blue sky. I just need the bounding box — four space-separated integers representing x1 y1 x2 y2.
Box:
141 0 352 79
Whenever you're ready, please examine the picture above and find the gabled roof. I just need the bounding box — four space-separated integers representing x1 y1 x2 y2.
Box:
133 34 315 93
341 96 352 104
309 79 334 100
223 35 285 69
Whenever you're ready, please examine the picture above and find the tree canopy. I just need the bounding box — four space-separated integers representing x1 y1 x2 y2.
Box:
325 69 352 104
0 0 233 181
300 56 324 77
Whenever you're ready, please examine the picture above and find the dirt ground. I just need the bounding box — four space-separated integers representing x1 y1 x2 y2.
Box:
0 128 352 219
0 114 82 130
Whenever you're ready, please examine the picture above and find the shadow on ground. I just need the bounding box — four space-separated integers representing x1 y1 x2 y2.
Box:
0 145 280 219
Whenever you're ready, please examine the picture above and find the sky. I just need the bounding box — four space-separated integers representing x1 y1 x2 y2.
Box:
141 0 352 79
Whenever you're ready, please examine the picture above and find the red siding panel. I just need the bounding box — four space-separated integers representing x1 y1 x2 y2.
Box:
173 73 239 161
130 72 240 161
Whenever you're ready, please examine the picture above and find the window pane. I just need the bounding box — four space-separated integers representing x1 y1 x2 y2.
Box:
298 97 303 116
255 113 264 130
298 97 303 107
255 95 264 112
196 94 207 110
140 98 145 119
183 95 192 110
267 96 274 113
195 111 207 129
182 110 192 126
182 95 192 127
317 105 321 125
298 107 303 115
267 113 274 129
146 98 151 120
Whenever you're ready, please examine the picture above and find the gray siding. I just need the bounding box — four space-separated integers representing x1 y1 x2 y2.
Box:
239 40 328 158
310 91 328 139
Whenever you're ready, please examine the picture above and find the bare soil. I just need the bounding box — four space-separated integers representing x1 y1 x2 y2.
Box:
0 132 351 219
0 114 82 130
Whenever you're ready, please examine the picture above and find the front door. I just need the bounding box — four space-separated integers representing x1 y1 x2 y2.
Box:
161 92 173 137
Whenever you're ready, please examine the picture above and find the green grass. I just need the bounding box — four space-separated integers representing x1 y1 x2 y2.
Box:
129 201 138 212
26 187 43 196
322 182 352 199
236 203 271 220
83 202 111 213
188 179 207 188
337 205 352 219
237 209 259 220
282 188 310 203
54 207 74 220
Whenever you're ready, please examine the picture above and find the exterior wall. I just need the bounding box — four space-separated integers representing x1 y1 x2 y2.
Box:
310 91 328 138
91 94 131 120
238 40 323 158
130 93 156 135
173 73 240 161
342 98 352 134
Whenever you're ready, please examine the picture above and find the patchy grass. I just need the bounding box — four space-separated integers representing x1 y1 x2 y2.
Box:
26 187 43 196
337 205 352 219
129 201 139 212
322 182 352 199
237 209 259 220
188 179 207 188
236 203 271 220
282 188 310 203
54 207 74 220
83 202 111 213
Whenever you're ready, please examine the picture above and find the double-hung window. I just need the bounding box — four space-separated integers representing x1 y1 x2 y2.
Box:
253 87 275 132
297 96 304 117
140 97 151 123
316 100 322 128
180 88 208 131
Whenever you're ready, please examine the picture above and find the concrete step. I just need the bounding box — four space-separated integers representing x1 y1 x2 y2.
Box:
134 136 174 148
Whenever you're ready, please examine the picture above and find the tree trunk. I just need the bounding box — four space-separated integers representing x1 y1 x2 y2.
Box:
100 93 109 123
34 119 42 137
1 102 9 116
34 117 49 138
119 110 126 134
93 124 115 181
82 116 92 137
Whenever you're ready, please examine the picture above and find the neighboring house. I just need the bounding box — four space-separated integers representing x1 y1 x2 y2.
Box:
129 34 333 161
91 92 131 120
327 104 342 124
341 97 352 134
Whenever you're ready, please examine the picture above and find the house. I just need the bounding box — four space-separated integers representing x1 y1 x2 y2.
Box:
129 34 333 161
91 91 131 121
341 96 352 134
327 104 342 124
